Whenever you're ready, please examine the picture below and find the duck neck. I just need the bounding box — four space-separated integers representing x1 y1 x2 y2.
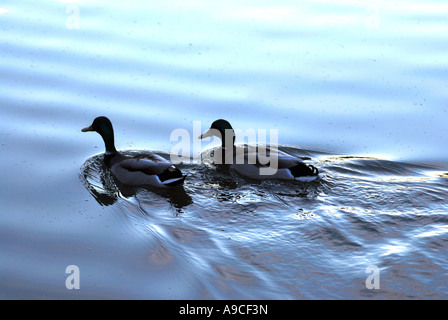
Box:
100 131 117 154
220 129 235 165
220 129 235 149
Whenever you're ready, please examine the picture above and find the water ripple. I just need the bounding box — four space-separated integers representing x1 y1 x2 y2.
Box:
2 0 448 299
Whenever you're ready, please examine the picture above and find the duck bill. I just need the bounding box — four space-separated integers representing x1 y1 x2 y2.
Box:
81 125 94 132
198 128 220 140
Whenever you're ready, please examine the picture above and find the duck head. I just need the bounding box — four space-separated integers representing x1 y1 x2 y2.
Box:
198 119 235 147
82 116 117 153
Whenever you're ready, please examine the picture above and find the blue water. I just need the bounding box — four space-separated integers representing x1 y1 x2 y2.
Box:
1 0 447 299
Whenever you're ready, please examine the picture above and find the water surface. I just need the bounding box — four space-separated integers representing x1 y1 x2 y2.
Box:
1 0 447 299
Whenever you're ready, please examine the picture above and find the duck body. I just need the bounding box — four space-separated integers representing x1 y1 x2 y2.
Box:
82 117 185 188
199 119 319 181
105 152 186 187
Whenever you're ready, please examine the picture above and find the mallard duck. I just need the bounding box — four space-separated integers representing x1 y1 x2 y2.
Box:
82 116 186 187
198 119 319 181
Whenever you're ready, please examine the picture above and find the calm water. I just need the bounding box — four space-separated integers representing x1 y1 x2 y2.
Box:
1 0 447 299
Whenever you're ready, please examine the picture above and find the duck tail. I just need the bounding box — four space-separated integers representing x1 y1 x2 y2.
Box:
289 162 319 178
157 167 186 187
307 164 319 176
162 175 187 187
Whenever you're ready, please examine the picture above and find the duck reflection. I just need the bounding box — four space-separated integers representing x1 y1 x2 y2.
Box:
79 155 192 211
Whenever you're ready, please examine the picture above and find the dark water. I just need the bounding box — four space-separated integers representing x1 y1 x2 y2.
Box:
1 0 448 299
75 149 448 299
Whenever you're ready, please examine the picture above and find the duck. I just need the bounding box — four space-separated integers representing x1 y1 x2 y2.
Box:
198 119 319 181
81 116 186 187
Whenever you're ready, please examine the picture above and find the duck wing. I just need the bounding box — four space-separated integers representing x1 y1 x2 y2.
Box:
253 153 305 169
119 153 175 175
234 146 304 169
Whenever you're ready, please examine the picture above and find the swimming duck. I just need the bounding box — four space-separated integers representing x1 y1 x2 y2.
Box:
82 116 186 187
198 119 319 181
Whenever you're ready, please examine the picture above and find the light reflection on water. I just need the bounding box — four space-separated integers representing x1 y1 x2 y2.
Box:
1 0 447 299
